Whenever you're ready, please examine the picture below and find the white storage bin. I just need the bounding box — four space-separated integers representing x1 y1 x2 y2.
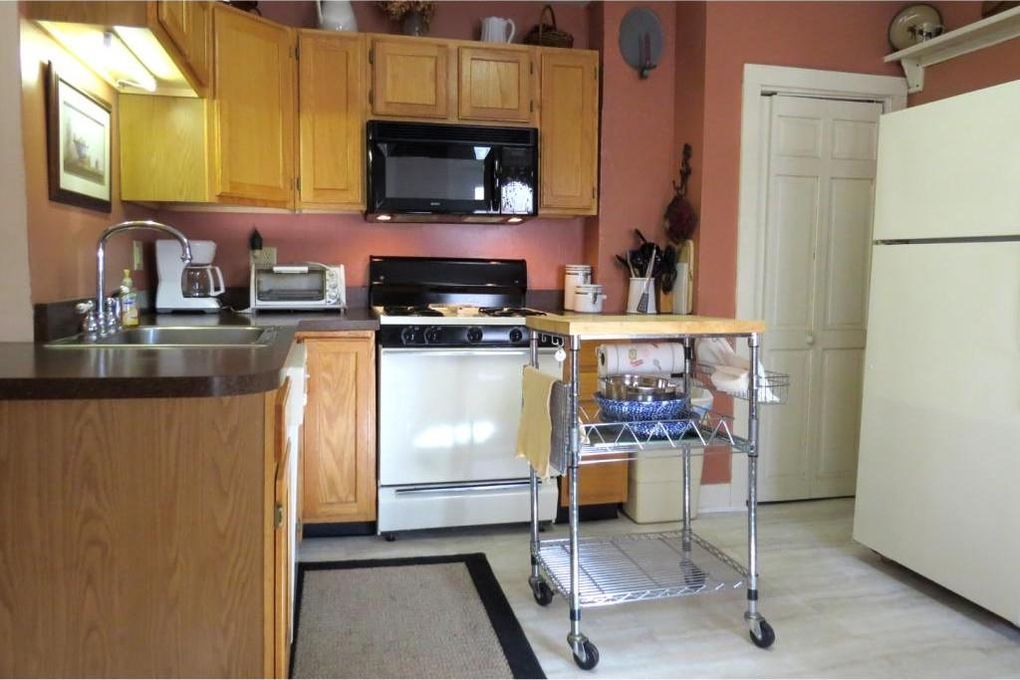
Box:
622 455 703 523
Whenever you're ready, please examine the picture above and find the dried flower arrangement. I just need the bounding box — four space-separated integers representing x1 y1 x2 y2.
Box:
377 1 436 31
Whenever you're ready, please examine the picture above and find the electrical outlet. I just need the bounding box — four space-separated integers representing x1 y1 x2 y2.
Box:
252 247 277 267
133 240 144 271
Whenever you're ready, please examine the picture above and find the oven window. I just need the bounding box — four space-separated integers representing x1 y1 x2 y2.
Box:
255 271 324 302
379 143 493 203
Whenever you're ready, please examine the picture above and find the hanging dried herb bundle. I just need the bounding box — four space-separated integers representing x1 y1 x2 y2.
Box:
664 143 699 243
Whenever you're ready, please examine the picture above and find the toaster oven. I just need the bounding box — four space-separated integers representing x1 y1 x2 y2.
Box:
250 263 346 310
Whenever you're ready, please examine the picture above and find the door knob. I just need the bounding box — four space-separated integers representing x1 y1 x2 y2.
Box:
806 333 816 346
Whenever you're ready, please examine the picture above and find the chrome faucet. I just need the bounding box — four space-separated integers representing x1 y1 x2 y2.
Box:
85 220 193 339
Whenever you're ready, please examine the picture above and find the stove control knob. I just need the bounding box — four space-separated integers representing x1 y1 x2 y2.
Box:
400 327 417 345
508 328 524 344
424 326 442 344
466 327 484 344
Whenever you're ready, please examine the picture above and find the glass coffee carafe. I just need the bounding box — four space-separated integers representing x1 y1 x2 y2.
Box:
181 264 225 298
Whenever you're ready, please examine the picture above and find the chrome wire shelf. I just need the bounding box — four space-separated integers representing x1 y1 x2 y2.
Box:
548 400 750 470
694 363 789 404
537 531 748 608
576 408 751 459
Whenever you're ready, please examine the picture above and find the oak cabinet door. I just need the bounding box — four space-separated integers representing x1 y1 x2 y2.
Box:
157 0 211 89
298 31 366 210
302 337 376 523
539 49 599 215
371 38 449 119
458 47 532 123
213 5 296 208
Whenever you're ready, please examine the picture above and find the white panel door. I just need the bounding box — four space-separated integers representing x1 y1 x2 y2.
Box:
874 79 1020 241
853 241 1020 625
759 95 882 501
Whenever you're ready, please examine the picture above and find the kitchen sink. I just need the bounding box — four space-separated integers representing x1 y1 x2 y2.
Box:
46 326 277 348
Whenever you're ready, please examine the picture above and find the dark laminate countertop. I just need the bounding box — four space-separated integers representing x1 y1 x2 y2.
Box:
0 309 379 401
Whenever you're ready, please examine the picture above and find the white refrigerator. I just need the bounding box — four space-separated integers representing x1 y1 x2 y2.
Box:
853 79 1020 626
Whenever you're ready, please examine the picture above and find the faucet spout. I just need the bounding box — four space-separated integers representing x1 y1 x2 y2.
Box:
96 220 192 336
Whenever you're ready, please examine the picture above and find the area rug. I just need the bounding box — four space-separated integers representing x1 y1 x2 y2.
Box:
291 553 545 679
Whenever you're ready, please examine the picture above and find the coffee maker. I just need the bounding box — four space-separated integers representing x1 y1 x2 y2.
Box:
156 239 225 312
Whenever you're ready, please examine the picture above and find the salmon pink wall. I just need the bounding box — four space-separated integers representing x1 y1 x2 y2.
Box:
589 2 677 313
19 17 152 304
260 1 589 47
694 1 907 319
689 1 1005 319
155 211 584 290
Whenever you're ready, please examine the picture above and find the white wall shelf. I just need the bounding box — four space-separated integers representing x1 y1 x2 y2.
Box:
885 6 1020 93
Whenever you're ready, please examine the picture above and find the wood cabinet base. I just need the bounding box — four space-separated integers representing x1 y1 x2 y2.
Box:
300 333 377 524
0 394 287 677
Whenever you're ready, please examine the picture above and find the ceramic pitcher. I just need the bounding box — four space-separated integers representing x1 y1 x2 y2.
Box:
480 16 516 43
317 0 357 31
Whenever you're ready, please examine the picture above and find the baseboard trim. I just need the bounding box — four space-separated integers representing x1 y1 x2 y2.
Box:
302 521 376 537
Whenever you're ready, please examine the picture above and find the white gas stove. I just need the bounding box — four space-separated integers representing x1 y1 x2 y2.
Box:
370 257 561 535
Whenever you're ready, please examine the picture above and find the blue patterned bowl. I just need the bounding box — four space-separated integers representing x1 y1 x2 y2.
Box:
594 393 690 423
630 416 696 439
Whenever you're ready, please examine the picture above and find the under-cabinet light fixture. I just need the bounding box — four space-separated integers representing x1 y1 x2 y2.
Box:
38 21 157 93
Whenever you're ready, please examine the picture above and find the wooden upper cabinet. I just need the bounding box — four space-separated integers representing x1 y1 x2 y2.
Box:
157 0 211 89
458 47 533 123
302 335 376 523
539 49 599 215
298 31 366 211
213 4 296 208
370 38 449 119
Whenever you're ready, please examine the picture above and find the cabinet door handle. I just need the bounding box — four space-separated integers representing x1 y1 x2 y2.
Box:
274 503 284 528
806 333 816 346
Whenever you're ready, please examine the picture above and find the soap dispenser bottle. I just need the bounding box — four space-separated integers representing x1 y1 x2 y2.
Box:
120 269 139 327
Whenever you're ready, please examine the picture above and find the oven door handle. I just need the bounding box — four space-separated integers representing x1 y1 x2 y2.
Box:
379 347 558 357
394 480 541 495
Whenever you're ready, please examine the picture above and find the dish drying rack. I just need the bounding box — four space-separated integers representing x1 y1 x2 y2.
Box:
523 322 789 670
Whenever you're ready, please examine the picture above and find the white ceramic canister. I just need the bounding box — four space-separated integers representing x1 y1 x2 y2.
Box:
573 283 606 313
563 264 592 311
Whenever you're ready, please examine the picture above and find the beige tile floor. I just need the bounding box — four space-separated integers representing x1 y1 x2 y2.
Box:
299 499 1020 678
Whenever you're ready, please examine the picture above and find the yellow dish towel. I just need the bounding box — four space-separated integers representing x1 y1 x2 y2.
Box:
516 365 556 479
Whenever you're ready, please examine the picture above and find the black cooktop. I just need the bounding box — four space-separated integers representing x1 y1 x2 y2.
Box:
480 307 546 318
381 305 444 317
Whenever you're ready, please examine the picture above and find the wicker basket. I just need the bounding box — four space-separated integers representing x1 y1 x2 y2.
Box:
523 4 574 48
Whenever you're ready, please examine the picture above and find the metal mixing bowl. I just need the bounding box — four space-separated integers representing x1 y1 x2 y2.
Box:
599 374 682 402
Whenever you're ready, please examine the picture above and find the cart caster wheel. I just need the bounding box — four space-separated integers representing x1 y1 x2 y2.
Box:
750 620 776 649
531 581 554 606
382 533 396 542
572 640 599 670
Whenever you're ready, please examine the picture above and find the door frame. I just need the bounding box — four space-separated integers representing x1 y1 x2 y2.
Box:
726 64 907 509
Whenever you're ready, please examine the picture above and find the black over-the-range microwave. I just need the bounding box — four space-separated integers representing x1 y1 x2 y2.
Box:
365 120 538 224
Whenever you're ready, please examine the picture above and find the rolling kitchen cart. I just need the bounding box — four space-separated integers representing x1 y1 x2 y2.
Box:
523 314 789 670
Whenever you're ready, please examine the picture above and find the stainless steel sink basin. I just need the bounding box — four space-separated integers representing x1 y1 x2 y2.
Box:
46 326 277 348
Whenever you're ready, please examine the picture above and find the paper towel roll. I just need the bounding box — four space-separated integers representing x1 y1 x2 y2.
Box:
597 343 686 377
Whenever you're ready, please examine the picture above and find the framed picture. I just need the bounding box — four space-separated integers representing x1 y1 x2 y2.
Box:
46 63 112 212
